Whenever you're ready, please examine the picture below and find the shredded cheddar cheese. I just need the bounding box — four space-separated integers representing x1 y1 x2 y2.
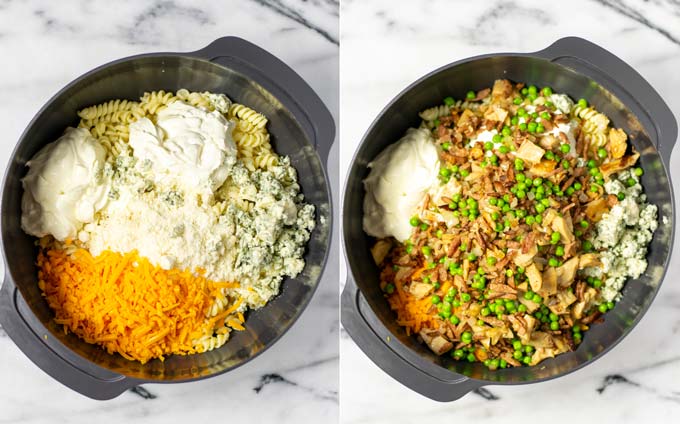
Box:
37 247 242 363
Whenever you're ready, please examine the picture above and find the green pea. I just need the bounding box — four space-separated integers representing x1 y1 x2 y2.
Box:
467 253 477 261
560 144 570 154
524 290 534 300
467 353 476 362
583 240 593 252
466 90 475 100
597 148 607 159
626 177 636 187
511 116 519 125
513 97 522 105
487 256 497 266
527 122 537 133
535 203 546 213
577 98 588 108
606 301 615 310
439 167 452 178
431 295 441 305
385 283 395 294
519 122 527 131
555 245 565 257
525 215 535 225
444 96 455 106
460 169 470 177
572 325 581 333
573 182 583 190
587 159 597 168
461 331 473 343
551 231 561 242
528 85 538 95
617 192 625 201
634 167 644 177
515 158 525 171
540 111 551 120
536 124 545 133
544 151 555 161
452 348 465 359
590 184 600 193
593 278 603 288
532 293 542 304
484 141 494 151
450 315 461 325
420 222 429 231
518 304 527 313
502 127 512 137
521 87 529 95
461 292 471 302
598 303 608 313
542 87 553 96
550 321 559 331
441 142 451 151
548 257 559 267
409 216 420 226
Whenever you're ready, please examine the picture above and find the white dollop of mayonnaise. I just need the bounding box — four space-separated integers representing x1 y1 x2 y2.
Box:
21 127 110 241
467 129 500 149
129 101 237 195
546 119 579 152
363 127 440 242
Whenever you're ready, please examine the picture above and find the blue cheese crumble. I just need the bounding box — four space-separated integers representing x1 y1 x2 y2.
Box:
586 169 657 302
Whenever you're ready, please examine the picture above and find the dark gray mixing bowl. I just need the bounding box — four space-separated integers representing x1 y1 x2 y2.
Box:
341 37 676 401
0 37 335 400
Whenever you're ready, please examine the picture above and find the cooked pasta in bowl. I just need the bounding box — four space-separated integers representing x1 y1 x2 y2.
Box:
24 89 315 363
341 37 675 401
0 37 334 399
365 79 658 369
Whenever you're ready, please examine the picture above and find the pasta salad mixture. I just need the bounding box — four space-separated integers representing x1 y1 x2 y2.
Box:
363 80 657 369
21 89 315 363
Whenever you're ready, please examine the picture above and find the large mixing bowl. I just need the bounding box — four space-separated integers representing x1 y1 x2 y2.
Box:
341 37 676 401
0 37 335 400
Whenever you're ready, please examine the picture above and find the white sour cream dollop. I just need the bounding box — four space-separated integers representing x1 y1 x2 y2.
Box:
129 101 237 196
21 127 110 241
363 127 440 242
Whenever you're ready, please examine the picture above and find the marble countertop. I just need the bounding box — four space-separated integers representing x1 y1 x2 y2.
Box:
340 0 680 422
0 0 338 423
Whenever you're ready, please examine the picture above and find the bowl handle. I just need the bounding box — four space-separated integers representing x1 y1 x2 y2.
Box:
0 275 138 400
188 36 336 168
341 275 481 402
532 36 678 170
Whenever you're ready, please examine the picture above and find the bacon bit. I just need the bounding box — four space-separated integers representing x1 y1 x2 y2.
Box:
554 114 569 124
521 231 536 254
473 87 491 101
561 202 576 214
540 118 554 131
606 194 619 207
447 236 462 257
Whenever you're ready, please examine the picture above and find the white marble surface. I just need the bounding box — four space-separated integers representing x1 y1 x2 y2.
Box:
0 0 338 422
340 0 680 422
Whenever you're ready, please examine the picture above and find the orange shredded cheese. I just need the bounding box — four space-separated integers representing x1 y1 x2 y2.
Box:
37 247 242 363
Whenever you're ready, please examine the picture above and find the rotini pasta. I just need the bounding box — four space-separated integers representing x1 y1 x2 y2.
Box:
77 90 279 171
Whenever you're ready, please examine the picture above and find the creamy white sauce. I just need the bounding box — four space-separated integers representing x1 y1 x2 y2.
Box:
21 128 110 241
129 102 237 198
545 119 579 152
363 127 440 242
467 129 501 149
